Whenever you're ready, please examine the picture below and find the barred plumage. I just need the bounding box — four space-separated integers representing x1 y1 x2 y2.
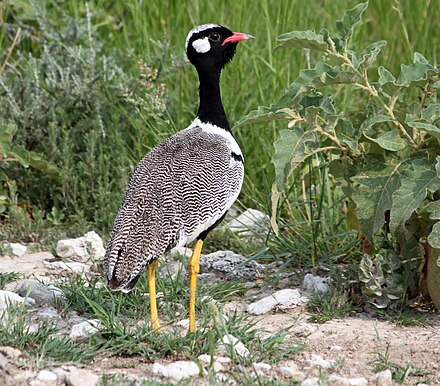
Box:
103 23 253 332
104 120 244 292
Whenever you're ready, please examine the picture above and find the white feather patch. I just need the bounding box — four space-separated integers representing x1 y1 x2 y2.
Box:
186 23 220 48
191 117 243 158
192 37 211 53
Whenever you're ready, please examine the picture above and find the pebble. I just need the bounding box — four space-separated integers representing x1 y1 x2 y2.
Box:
0 353 8 371
0 346 22 360
303 273 330 294
70 320 101 341
307 354 336 369
35 369 58 384
152 361 200 381
56 231 105 263
253 362 271 374
200 250 262 281
0 290 36 313
221 334 250 357
247 288 308 315
44 261 89 275
6 279 57 306
3 242 27 257
370 369 393 385
66 368 99 386
328 375 368 385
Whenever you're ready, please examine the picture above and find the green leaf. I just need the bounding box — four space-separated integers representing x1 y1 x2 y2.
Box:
235 106 295 127
335 2 369 49
352 40 387 69
272 128 317 189
352 156 404 241
405 114 440 140
276 62 357 110
421 104 440 123
378 66 396 85
0 123 17 146
236 62 357 127
425 201 440 220
275 30 328 51
364 130 407 151
390 157 440 233
428 222 440 248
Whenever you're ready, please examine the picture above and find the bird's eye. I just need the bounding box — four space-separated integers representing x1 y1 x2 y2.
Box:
209 32 221 42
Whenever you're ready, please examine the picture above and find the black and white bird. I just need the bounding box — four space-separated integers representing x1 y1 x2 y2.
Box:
103 24 253 332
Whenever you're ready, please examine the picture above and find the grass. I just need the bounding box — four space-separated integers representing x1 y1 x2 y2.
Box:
0 269 302 373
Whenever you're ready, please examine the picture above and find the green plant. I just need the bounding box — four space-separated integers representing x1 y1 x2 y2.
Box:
237 2 440 308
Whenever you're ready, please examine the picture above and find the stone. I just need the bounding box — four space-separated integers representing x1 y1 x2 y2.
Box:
0 346 22 360
0 290 36 313
3 242 27 257
301 378 320 386
247 289 308 315
221 334 250 357
44 261 89 275
6 279 57 306
328 375 368 385
56 231 105 263
0 251 53 278
161 260 187 280
370 369 393 386
200 250 262 281
197 355 228 373
279 362 304 379
66 368 99 386
35 370 58 384
70 320 101 342
225 208 270 237
152 361 200 381
168 246 193 258
253 362 271 374
0 353 8 371
307 354 336 369
303 274 330 294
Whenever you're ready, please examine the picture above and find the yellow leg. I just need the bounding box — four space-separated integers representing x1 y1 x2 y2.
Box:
147 259 160 330
189 240 204 332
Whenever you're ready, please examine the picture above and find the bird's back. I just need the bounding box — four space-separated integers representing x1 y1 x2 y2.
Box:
104 122 244 291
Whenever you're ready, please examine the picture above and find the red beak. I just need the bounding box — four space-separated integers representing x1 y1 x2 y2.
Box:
222 32 255 46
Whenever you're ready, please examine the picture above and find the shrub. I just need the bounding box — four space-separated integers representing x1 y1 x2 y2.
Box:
237 2 440 308
0 2 168 231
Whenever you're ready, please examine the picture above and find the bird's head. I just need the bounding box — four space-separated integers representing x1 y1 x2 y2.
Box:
186 24 254 72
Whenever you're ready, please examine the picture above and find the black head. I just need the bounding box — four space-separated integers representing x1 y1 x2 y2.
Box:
186 24 253 72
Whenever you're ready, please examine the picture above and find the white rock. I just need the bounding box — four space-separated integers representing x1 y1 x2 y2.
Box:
370 369 393 386
247 289 308 315
328 375 368 385
44 261 89 275
152 361 200 381
70 320 101 342
225 208 270 237
56 231 105 262
6 279 57 306
200 250 262 281
176 319 190 329
329 345 343 351
66 368 99 386
279 364 304 378
36 369 58 384
308 354 336 369
253 362 271 374
4 243 27 257
301 378 320 386
197 354 228 373
0 346 22 359
0 353 8 370
303 274 330 294
221 334 250 357
0 290 36 312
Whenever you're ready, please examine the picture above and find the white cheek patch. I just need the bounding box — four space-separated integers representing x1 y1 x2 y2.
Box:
192 37 211 53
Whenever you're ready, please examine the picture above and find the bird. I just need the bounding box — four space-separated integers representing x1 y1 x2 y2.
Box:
103 24 254 332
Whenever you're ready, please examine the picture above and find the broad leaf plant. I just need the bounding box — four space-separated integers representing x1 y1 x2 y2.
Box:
237 3 440 309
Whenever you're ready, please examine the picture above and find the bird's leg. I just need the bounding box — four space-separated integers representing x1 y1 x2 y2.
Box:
147 259 160 330
189 240 203 332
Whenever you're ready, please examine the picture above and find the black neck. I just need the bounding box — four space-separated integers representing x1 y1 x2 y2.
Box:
196 68 231 131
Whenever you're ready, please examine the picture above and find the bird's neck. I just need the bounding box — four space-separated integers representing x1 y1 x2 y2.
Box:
197 69 231 131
